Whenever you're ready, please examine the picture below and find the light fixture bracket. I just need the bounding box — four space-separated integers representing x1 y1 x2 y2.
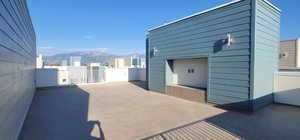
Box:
227 34 235 47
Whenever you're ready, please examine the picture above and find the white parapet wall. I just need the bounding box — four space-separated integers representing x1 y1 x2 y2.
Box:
105 68 146 82
36 68 70 88
274 71 300 106
105 68 129 82
128 68 146 81
36 67 146 88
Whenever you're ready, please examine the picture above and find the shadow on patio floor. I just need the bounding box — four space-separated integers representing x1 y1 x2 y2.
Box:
141 104 300 140
18 86 105 140
129 81 148 90
141 119 242 140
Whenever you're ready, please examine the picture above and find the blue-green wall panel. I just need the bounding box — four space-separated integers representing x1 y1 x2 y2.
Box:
148 0 280 111
251 0 280 110
148 0 252 103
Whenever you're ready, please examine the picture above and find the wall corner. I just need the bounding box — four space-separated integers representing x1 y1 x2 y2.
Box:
146 33 150 90
249 0 257 101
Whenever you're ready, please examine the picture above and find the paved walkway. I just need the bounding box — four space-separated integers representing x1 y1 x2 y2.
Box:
19 82 300 140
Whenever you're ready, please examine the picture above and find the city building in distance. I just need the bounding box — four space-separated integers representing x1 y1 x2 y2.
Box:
70 56 81 66
61 60 68 66
36 54 44 68
108 56 144 68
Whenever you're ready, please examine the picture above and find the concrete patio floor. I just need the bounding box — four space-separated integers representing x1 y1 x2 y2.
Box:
19 82 300 140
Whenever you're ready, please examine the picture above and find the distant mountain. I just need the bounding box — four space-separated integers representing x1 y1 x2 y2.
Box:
44 50 145 65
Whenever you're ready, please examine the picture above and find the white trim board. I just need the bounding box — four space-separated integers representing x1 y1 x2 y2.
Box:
297 39 300 67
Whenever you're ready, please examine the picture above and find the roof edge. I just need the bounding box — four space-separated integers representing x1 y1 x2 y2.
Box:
281 38 300 42
149 0 280 32
262 0 281 12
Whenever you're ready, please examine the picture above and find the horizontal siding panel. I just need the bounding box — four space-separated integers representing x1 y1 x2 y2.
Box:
154 36 250 54
210 56 250 62
151 0 251 35
257 0 280 18
0 61 18 76
149 70 164 75
256 15 279 32
255 45 278 53
257 0 280 14
212 49 250 57
210 78 249 87
210 61 250 68
255 21 279 36
3 0 33 44
256 7 280 24
166 54 209 60
149 62 164 66
256 29 279 43
151 23 251 46
148 65 164 69
158 31 251 51
0 15 29 50
152 28 251 49
0 30 29 55
252 0 280 109
149 77 164 84
256 37 279 48
208 94 250 105
210 67 249 74
210 73 249 81
0 29 33 57
1 0 33 48
209 88 249 99
0 74 15 94
149 0 251 106
0 0 35 139
0 45 26 62
210 83 250 93
151 12 251 41
162 47 213 56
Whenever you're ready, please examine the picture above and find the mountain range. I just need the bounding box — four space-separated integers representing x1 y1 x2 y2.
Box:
44 50 145 65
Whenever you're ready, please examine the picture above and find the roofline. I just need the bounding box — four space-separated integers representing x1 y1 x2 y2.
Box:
148 0 280 32
281 38 300 42
262 0 281 12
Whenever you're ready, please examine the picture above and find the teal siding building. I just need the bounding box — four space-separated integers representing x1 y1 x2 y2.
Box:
146 0 280 111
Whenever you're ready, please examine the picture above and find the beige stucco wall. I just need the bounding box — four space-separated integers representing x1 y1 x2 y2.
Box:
279 39 298 69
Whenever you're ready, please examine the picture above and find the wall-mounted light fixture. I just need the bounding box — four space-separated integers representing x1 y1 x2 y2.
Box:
226 34 235 47
152 47 159 56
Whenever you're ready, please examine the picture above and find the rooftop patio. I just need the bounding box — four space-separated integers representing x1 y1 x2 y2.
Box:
19 82 300 140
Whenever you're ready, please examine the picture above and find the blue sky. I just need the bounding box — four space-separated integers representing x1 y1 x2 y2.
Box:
28 0 300 56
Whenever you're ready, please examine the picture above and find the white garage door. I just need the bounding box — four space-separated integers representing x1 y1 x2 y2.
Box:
172 59 208 88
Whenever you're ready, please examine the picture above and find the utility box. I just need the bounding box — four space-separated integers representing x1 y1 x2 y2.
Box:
146 0 280 111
